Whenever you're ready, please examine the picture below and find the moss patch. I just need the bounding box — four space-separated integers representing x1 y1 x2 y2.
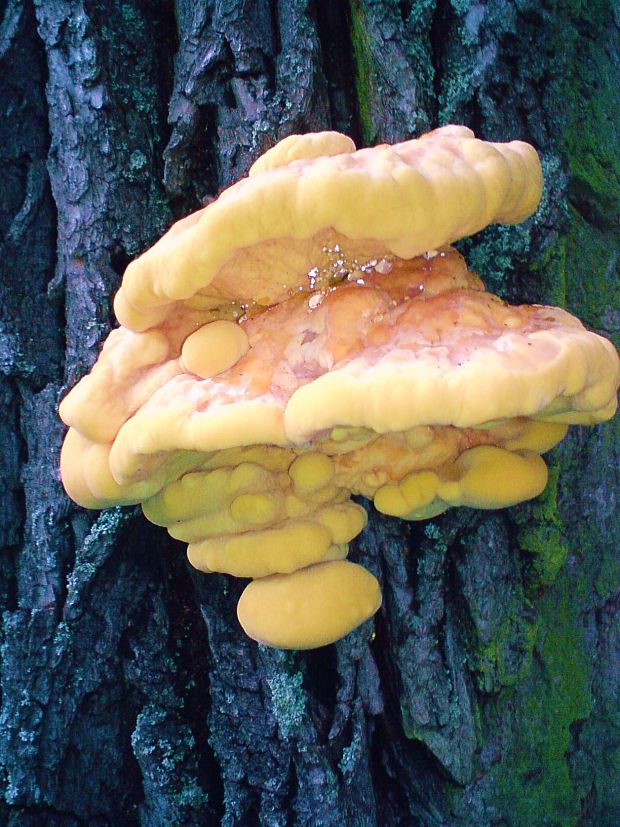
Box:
477 610 538 692
516 464 569 590
348 0 377 145
490 582 592 827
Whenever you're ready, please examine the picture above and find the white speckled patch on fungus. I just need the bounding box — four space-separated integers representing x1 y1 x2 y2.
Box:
59 126 620 650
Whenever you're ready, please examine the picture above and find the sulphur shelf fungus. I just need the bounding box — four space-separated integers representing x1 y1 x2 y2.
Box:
59 126 620 649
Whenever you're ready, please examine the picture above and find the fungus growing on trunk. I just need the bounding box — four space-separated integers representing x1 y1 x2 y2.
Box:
59 126 620 649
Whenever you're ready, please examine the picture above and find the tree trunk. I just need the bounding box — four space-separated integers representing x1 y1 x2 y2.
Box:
1 0 618 825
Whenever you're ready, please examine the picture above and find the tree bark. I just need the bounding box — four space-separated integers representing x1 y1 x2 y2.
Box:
0 0 618 825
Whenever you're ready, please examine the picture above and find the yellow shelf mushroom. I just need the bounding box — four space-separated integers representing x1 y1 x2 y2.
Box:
59 126 620 650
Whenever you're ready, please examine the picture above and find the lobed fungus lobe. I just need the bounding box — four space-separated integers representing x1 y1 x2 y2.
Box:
59 126 620 649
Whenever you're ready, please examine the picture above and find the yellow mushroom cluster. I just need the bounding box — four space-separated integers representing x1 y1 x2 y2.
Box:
59 126 620 649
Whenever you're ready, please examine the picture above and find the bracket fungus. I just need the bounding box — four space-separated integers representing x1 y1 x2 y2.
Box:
59 126 620 649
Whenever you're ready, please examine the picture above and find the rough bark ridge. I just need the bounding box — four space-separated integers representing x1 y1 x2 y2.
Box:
0 0 618 824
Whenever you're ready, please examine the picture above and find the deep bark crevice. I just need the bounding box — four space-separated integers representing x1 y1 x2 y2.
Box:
312 0 362 142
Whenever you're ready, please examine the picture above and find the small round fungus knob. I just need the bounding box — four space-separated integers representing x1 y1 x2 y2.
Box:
442 446 548 509
230 492 278 526
237 560 382 649
374 470 439 517
181 320 249 379
289 452 334 495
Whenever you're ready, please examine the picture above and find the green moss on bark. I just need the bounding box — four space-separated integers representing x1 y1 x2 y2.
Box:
349 0 377 146
516 465 569 590
477 611 538 691
490 583 592 827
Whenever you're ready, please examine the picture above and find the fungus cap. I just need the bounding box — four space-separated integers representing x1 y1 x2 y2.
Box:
80 253 618 492
113 125 543 331
237 561 382 649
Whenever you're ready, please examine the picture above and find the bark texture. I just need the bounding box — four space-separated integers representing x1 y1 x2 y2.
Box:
0 0 618 824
